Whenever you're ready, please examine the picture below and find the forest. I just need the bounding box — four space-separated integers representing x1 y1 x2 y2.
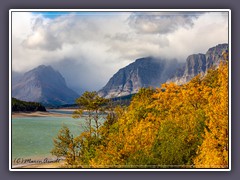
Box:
51 61 229 169
12 98 46 112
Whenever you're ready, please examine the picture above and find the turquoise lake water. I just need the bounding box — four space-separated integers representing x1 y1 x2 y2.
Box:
12 115 87 161
47 109 74 115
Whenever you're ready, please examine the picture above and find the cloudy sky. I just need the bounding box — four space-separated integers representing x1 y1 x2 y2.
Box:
11 11 229 94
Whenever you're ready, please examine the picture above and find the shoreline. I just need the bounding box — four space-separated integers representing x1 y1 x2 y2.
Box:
11 109 78 169
12 110 73 118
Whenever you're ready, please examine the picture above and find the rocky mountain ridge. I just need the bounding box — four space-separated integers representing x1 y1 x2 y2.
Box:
12 65 79 106
99 43 229 98
168 43 228 85
98 57 180 98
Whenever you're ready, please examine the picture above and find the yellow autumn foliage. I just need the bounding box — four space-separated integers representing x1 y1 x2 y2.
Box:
53 61 229 169
90 62 228 168
194 62 228 168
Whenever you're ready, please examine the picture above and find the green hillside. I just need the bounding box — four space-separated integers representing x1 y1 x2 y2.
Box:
12 98 46 112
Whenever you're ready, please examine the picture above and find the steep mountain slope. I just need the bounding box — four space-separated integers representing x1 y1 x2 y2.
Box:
98 57 180 98
168 43 229 85
99 43 228 98
12 65 79 106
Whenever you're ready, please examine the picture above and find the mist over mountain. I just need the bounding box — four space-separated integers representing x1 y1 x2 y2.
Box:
99 43 229 98
12 65 79 106
12 43 228 103
12 71 23 85
98 57 181 98
168 43 228 84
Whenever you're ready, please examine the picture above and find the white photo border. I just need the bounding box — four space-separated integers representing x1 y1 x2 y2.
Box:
9 9 231 172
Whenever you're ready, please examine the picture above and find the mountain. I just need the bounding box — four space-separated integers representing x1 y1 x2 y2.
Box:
168 43 229 85
98 57 180 98
12 65 79 106
99 43 228 98
12 71 23 85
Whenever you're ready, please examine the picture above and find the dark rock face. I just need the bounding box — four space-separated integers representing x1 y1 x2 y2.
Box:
185 54 206 76
12 65 79 106
168 43 228 85
99 43 228 98
205 43 229 69
168 54 206 84
98 57 180 98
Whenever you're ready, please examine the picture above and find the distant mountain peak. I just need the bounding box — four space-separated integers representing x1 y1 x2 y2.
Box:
29 64 54 73
167 43 228 85
98 57 179 98
36 64 50 68
30 64 57 73
12 65 79 106
99 43 229 98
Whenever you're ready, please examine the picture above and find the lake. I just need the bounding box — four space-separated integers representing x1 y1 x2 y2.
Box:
11 110 104 162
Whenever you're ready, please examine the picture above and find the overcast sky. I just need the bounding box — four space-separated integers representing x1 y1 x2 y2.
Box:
11 11 229 93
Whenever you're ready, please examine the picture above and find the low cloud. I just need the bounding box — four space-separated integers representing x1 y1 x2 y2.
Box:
127 12 201 34
12 11 229 93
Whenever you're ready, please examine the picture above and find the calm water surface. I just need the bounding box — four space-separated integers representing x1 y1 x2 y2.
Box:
12 114 87 160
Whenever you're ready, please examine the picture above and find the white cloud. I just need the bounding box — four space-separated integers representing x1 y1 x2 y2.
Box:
128 12 199 34
12 12 34 39
11 11 229 93
166 12 229 59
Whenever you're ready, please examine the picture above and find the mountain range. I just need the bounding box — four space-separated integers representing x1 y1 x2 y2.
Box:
12 43 228 106
99 43 228 98
12 65 79 106
98 57 181 98
167 43 228 85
